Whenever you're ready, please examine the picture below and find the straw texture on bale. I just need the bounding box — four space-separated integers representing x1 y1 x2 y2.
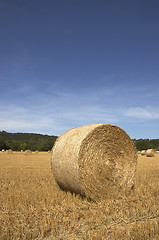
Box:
25 149 32 155
141 150 146 155
146 149 155 157
51 124 137 201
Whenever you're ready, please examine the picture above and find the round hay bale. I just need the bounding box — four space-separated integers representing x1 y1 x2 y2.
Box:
7 149 13 154
141 150 146 155
51 124 137 201
35 150 39 154
146 149 155 157
137 151 140 154
25 149 32 155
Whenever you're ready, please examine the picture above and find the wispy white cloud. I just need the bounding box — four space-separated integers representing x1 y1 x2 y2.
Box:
0 104 58 133
0 93 118 135
0 82 159 137
123 107 159 120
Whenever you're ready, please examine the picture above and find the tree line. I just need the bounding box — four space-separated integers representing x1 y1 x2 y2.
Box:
0 131 159 152
132 138 159 151
0 131 58 151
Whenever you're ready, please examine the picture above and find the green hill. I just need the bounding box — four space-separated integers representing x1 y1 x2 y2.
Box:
133 138 159 151
0 131 58 151
0 130 159 152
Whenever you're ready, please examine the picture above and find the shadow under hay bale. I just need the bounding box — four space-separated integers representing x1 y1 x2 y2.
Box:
51 124 137 201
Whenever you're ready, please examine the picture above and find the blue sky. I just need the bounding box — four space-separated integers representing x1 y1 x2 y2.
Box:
0 0 159 138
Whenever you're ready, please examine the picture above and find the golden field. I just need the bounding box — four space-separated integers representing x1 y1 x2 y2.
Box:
0 151 159 239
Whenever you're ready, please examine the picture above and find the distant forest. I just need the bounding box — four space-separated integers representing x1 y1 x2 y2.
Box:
133 138 159 151
0 131 57 151
0 131 159 152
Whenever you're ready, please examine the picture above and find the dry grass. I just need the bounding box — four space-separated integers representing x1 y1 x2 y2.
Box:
0 151 159 239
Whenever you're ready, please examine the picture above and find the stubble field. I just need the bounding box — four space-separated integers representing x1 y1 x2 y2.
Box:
0 151 159 239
